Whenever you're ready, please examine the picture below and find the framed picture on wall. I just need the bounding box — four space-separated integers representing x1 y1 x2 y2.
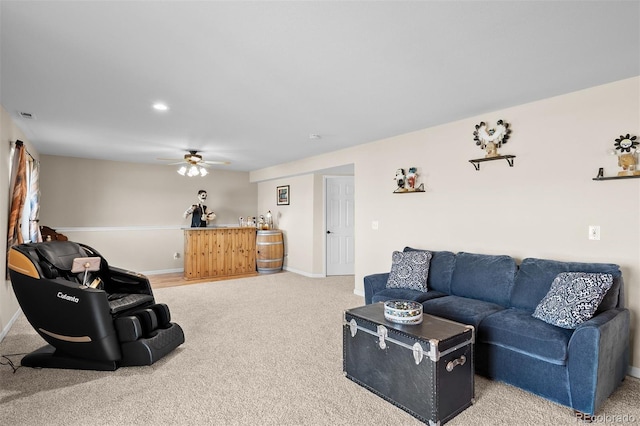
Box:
277 185 290 205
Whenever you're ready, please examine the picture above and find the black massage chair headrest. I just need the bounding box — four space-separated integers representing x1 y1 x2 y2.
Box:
35 241 88 279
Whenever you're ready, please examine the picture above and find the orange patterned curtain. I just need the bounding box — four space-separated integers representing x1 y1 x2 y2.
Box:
28 159 42 243
7 140 28 250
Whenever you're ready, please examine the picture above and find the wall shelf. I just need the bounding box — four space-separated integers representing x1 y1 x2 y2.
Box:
393 184 425 194
392 189 425 194
593 175 640 181
469 155 515 171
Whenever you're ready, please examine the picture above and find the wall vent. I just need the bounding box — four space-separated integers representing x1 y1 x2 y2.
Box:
19 111 36 119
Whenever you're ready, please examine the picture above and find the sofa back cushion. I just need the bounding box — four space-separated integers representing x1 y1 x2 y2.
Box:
449 252 517 307
511 258 622 312
404 248 456 294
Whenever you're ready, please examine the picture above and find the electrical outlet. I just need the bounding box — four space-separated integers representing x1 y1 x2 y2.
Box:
588 225 600 241
371 220 379 230
173 252 180 259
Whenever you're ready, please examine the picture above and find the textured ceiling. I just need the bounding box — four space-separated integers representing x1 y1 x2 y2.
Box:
1 1 639 172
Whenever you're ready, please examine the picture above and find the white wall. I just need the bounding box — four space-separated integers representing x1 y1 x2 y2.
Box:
0 105 39 339
256 172 347 277
257 174 317 276
3 77 639 370
251 77 640 370
39 155 257 273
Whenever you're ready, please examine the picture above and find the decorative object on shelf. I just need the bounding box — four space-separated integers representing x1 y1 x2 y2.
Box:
383 300 423 325
406 167 417 189
473 120 511 158
183 189 216 227
393 166 425 193
394 168 406 191
614 133 638 152
266 210 273 229
593 134 640 180
257 210 274 230
613 133 640 176
277 185 290 205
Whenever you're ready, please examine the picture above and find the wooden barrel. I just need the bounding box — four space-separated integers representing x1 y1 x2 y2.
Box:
256 230 284 274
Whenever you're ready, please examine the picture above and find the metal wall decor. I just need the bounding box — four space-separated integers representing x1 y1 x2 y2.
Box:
613 133 639 176
473 120 511 158
593 133 640 180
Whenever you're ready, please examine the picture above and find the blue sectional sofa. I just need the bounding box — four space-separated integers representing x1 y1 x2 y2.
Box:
363 249 630 416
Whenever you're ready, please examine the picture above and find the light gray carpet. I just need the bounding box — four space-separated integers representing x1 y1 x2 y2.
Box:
1 272 638 425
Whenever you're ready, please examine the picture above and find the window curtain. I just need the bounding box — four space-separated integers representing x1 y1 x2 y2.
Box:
7 140 28 250
28 158 42 244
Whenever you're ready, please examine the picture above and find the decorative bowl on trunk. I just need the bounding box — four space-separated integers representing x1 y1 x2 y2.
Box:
384 300 423 325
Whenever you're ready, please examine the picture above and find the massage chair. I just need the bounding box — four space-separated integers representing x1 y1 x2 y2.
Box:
8 240 185 371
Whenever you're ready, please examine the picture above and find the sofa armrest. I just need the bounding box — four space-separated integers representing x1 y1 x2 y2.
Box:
567 308 630 415
363 273 389 305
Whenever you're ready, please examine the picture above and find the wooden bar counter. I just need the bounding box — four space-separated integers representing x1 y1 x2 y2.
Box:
184 227 257 280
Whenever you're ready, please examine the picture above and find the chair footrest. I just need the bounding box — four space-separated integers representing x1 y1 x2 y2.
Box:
119 323 185 366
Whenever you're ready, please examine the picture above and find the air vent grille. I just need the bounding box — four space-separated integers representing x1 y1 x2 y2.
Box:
19 111 35 119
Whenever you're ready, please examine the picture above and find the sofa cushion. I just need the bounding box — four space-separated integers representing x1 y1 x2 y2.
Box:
371 288 447 304
449 252 517 307
422 295 504 328
479 309 574 365
404 248 456 294
511 258 621 312
532 272 613 329
386 250 432 292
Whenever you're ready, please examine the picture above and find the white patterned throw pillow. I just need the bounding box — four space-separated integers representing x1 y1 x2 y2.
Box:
386 250 432 292
532 272 613 329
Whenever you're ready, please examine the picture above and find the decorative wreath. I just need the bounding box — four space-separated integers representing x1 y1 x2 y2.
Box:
614 134 638 153
473 120 511 149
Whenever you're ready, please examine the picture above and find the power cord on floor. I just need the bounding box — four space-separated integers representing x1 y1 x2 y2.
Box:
1 353 26 373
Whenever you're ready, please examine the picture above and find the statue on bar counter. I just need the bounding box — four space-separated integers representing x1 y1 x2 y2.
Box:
184 189 216 227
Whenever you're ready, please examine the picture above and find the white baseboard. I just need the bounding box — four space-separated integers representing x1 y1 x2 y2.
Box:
628 366 640 379
353 288 364 297
282 266 325 278
0 309 22 343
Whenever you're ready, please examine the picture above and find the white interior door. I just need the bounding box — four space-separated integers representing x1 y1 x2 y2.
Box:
326 176 354 275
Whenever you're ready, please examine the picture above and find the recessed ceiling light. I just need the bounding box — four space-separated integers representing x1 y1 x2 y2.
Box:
152 102 169 111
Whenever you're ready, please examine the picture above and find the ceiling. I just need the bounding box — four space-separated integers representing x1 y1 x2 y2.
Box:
1 1 639 172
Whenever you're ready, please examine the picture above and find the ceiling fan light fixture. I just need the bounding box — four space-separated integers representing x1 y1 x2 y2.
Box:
187 165 199 177
166 150 221 177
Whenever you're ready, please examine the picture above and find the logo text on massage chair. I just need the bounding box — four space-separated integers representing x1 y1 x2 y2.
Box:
57 292 79 303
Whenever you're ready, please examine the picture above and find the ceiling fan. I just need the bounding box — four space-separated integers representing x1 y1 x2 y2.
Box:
157 150 230 177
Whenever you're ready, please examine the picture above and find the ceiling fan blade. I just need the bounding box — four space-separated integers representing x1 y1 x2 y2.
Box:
156 157 184 161
203 160 231 165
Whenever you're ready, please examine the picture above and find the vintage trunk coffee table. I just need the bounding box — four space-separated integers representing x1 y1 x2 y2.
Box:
343 303 475 425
